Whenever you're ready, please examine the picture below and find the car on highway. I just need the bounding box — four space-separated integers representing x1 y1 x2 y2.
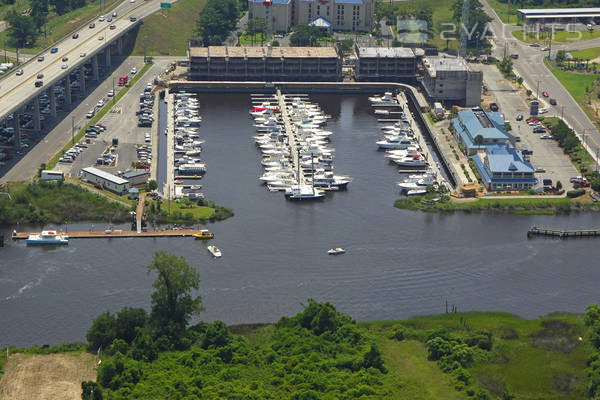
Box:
99 15 105 21
131 67 137 74
549 98 557 105
37 55 44 61
34 80 43 87
109 24 116 30
107 89 114 97
540 134 552 139
107 16 112 22
98 35 104 40
516 114 523 121
80 52 86 57
112 11 117 17
50 47 58 53
61 63 68 69
15 69 23 76
530 43 540 47
72 33 79 39
36 73 43 79
542 91 549 97
89 22 95 28
60 56 68 62
97 99 104 107
130 16 136 21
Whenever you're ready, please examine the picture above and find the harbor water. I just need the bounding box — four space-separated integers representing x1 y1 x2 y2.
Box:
1 93 600 346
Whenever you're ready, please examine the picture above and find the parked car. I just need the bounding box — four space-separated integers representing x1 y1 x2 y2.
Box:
521 149 533 155
540 134 552 139
535 167 546 173
533 127 546 133
489 103 499 111
530 43 541 47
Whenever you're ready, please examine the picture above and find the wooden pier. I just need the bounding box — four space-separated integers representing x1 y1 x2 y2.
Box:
527 226 600 238
12 229 209 240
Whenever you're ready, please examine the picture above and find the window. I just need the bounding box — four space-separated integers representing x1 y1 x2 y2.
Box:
317 4 320 15
327 6 330 16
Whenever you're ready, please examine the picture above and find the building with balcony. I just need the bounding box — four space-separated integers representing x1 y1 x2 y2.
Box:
420 56 482 107
472 144 536 191
188 45 341 81
248 0 375 33
355 47 424 82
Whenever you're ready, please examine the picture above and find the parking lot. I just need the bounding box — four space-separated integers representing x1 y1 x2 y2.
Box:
471 63 579 190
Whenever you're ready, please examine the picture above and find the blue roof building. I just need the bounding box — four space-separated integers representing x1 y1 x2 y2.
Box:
473 144 537 191
452 108 514 155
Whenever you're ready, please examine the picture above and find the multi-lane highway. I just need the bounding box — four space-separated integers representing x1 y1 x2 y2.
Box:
0 0 174 122
481 0 600 159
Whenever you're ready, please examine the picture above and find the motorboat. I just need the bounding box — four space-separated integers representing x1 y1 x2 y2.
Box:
313 171 352 189
284 184 325 200
377 137 415 150
207 245 222 257
391 154 428 168
369 92 398 106
328 247 345 255
178 163 207 174
26 230 69 245
193 230 214 240
397 176 437 191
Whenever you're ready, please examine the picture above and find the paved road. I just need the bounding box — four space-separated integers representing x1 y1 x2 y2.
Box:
0 0 176 122
0 57 171 183
481 0 600 162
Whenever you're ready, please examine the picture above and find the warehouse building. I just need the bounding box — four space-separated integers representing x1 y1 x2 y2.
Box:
517 8 600 23
188 45 341 81
420 56 482 107
355 47 424 82
81 167 129 194
248 0 375 33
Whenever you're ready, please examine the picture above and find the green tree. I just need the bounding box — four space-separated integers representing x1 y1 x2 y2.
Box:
196 0 239 46
526 89 532 97
146 251 203 341
474 134 484 145
363 344 386 372
86 311 117 352
6 10 37 47
556 180 563 191
586 304 600 326
290 25 323 46
452 0 492 50
81 381 103 400
146 180 158 191
116 307 147 343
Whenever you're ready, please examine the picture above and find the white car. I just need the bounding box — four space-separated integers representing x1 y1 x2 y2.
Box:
540 134 552 139
61 63 68 69
98 36 104 40
107 89 115 97
97 99 104 107
99 15 105 21
130 67 137 74
80 52 86 57
539 108 549 114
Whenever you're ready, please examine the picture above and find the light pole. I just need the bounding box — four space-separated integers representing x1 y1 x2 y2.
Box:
536 80 541 99
561 105 564 120
112 77 115 104
71 116 75 146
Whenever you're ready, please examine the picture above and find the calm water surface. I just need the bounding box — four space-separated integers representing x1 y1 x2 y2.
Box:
1 93 600 346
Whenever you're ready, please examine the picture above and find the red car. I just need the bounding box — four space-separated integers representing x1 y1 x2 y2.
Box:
542 91 549 97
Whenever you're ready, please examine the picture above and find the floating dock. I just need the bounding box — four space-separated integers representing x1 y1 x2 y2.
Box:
12 229 209 240
527 226 600 238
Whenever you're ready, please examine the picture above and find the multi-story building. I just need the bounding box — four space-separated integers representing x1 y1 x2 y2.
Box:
248 0 375 33
188 45 341 81
420 56 482 107
355 47 424 82
452 107 514 155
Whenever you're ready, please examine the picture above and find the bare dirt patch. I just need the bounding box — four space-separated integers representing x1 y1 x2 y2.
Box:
67 17 82 25
0 353 96 400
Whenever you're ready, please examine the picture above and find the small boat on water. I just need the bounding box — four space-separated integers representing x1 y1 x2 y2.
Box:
193 230 214 240
207 245 222 258
26 230 69 245
328 247 345 255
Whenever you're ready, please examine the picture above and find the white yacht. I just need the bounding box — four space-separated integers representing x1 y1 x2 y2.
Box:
397 176 437 191
313 171 353 189
369 92 398 106
377 137 415 150
391 154 428 168
26 230 69 245
207 245 222 258
284 185 325 200
328 247 345 255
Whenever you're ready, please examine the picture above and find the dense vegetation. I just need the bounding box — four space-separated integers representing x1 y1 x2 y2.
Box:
194 0 246 46
0 181 132 225
73 252 594 400
145 198 233 225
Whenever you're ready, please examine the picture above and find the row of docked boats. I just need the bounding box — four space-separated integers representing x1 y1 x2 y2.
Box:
172 93 205 201
250 95 352 200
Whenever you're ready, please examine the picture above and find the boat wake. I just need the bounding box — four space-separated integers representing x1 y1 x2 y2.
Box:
3 277 43 301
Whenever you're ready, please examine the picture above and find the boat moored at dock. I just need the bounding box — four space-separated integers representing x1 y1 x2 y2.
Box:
25 231 69 245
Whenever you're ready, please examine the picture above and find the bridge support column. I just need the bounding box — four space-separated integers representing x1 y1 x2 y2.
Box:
13 113 20 151
117 37 123 55
33 97 41 131
79 67 86 92
105 47 111 67
65 75 72 105
92 55 99 81
49 87 57 118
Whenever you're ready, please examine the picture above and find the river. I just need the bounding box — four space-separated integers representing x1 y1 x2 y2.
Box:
1 93 600 346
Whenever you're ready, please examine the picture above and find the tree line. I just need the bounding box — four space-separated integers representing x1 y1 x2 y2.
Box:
195 0 246 46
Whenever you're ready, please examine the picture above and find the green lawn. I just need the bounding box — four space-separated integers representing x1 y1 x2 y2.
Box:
545 59 598 102
486 0 520 25
238 32 272 45
570 47 600 61
0 0 123 54
390 0 455 51
131 0 208 56
512 28 600 44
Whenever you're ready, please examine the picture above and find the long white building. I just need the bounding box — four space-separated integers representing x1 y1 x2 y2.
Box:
248 0 375 33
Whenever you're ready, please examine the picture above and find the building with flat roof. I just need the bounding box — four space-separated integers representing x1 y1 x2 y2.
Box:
517 8 600 23
420 56 482 107
81 167 129 194
473 144 536 191
355 47 424 82
122 170 149 186
188 45 341 81
452 108 513 155
248 0 375 33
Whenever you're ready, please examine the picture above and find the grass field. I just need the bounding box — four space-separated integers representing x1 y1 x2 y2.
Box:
570 47 600 61
130 0 207 56
0 0 123 55
512 28 600 44
486 0 520 24
238 32 272 45
544 59 598 102
0 352 96 400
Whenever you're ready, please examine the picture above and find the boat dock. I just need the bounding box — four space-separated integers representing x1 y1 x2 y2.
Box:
395 92 448 189
527 226 600 238
276 89 305 185
12 229 209 240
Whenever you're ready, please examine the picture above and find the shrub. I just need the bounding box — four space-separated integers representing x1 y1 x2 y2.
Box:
567 189 586 198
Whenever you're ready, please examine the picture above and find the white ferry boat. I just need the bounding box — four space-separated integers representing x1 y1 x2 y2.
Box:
26 231 69 245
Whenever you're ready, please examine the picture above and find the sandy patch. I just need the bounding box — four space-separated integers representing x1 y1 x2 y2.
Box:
0 353 96 400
